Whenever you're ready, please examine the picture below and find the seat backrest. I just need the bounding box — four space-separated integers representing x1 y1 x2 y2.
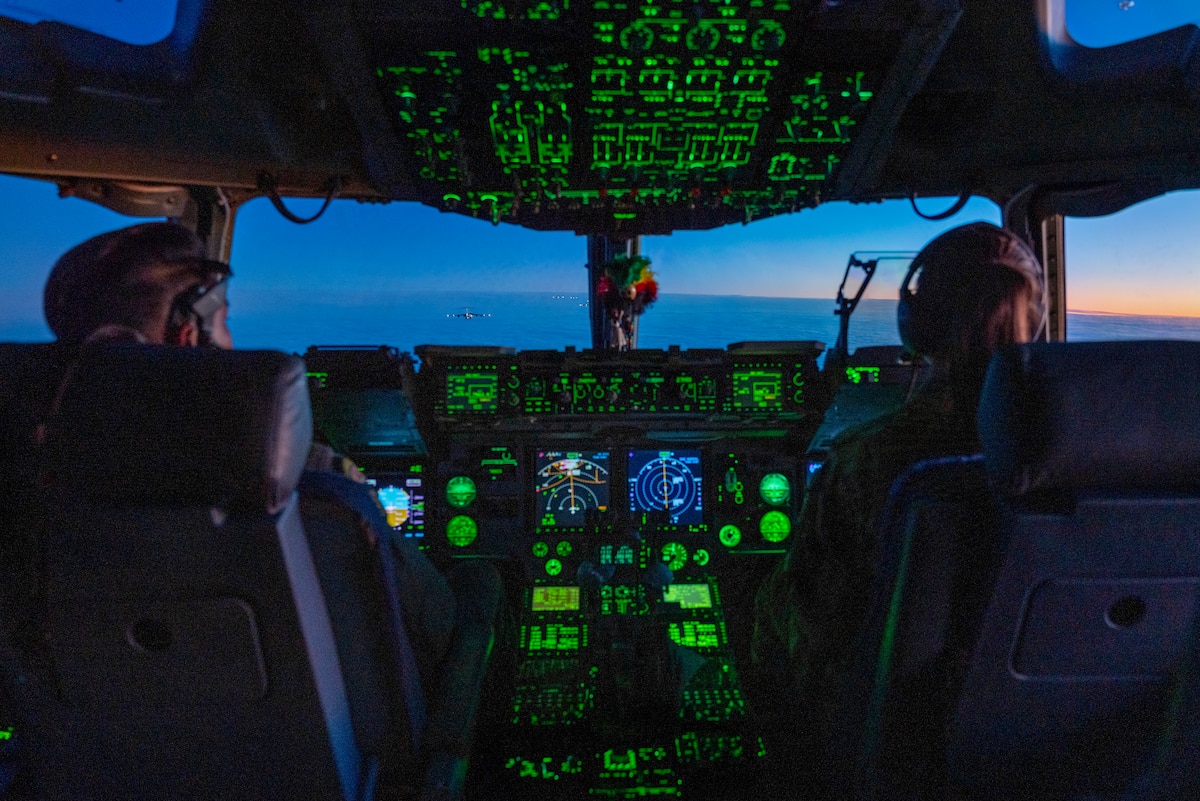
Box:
950 340 1200 799
4 345 381 801
843 340 1200 801
835 454 997 801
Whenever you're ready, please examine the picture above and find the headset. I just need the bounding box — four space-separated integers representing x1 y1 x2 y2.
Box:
168 266 231 347
897 223 1046 358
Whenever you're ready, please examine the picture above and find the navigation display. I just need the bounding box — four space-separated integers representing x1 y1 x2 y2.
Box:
368 470 425 539
535 450 611 528
445 367 498 413
628 449 703 525
731 367 784 411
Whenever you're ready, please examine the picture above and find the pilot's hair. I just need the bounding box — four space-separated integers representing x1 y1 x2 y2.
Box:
44 222 230 345
898 221 1044 372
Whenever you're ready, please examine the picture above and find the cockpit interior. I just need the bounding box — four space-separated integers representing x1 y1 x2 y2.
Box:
3 0 1200 799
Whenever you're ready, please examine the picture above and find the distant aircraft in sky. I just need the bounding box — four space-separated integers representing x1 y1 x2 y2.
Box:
448 307 491 319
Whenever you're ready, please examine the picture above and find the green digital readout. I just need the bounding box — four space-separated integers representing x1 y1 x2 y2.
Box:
446 475 478 508
760 510 791 543
446 367 498 413
447 515 479 547
846 365 881 384
663 583 713 609
668 620 720 649
759 473 791 506
731 368 783 410
524 623 583 651
531 585 581 612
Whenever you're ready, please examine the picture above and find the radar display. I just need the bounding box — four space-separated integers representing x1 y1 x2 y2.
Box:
628 449 702 525
536 450 611 527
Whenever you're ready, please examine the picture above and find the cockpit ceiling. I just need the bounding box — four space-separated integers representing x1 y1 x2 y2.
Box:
2 0 1200 232
357 0 911 233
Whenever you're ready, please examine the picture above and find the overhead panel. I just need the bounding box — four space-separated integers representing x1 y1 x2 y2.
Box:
369 0 903 233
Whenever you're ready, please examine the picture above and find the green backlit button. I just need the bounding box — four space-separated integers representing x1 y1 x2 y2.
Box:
532 541 549 558
693 548 710 566
760 511 792 543
446 516 478 548
556 540 573 558
661 542 688 571
446 476 477 508
545 558 563 577
718 524 742 548
759 473 791 506
724 467 739 492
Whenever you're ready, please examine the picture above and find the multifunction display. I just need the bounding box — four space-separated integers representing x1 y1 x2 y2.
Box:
368 467 426 539
628 449 703 525
536 450 612 527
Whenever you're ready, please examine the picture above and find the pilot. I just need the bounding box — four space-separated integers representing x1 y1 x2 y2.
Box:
752 221 1045 765
41 220 488 695
44 222 233 350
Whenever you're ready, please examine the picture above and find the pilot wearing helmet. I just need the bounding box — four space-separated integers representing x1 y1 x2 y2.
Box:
752 221 1046 780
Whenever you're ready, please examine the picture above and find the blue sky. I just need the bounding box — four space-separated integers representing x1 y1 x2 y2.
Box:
1 1 1199 335
1066 0 1197 47
3 172 1200 347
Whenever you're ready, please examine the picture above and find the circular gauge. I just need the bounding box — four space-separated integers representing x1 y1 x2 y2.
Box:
693 548 710 567
447 515 478 547
686 24 720 51
620 23 654 51
376 485 411 528
446 476 477 508
632 454 700 520
556 540 573 558
760 511 792 543
751 21 785 51
661 541 688 571
759 473 791 506
545 558 564 577
536 455 610 524
718 524 742 548
532 541 549 558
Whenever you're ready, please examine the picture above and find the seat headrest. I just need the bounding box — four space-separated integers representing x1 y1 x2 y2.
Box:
978 341 1200 497
42 346 312 514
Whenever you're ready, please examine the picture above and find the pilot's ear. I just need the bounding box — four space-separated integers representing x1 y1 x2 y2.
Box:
171 318 201 347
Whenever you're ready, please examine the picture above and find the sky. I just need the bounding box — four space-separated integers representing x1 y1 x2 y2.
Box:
1066 0 1198 47
2 1 1199 336
4 173 1200 347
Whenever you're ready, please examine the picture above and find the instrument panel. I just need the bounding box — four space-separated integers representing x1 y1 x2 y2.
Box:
414 341 823 425
308 343 821 799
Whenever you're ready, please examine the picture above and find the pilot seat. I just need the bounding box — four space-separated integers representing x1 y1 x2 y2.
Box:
838 340 1200 800
0 343 495 801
